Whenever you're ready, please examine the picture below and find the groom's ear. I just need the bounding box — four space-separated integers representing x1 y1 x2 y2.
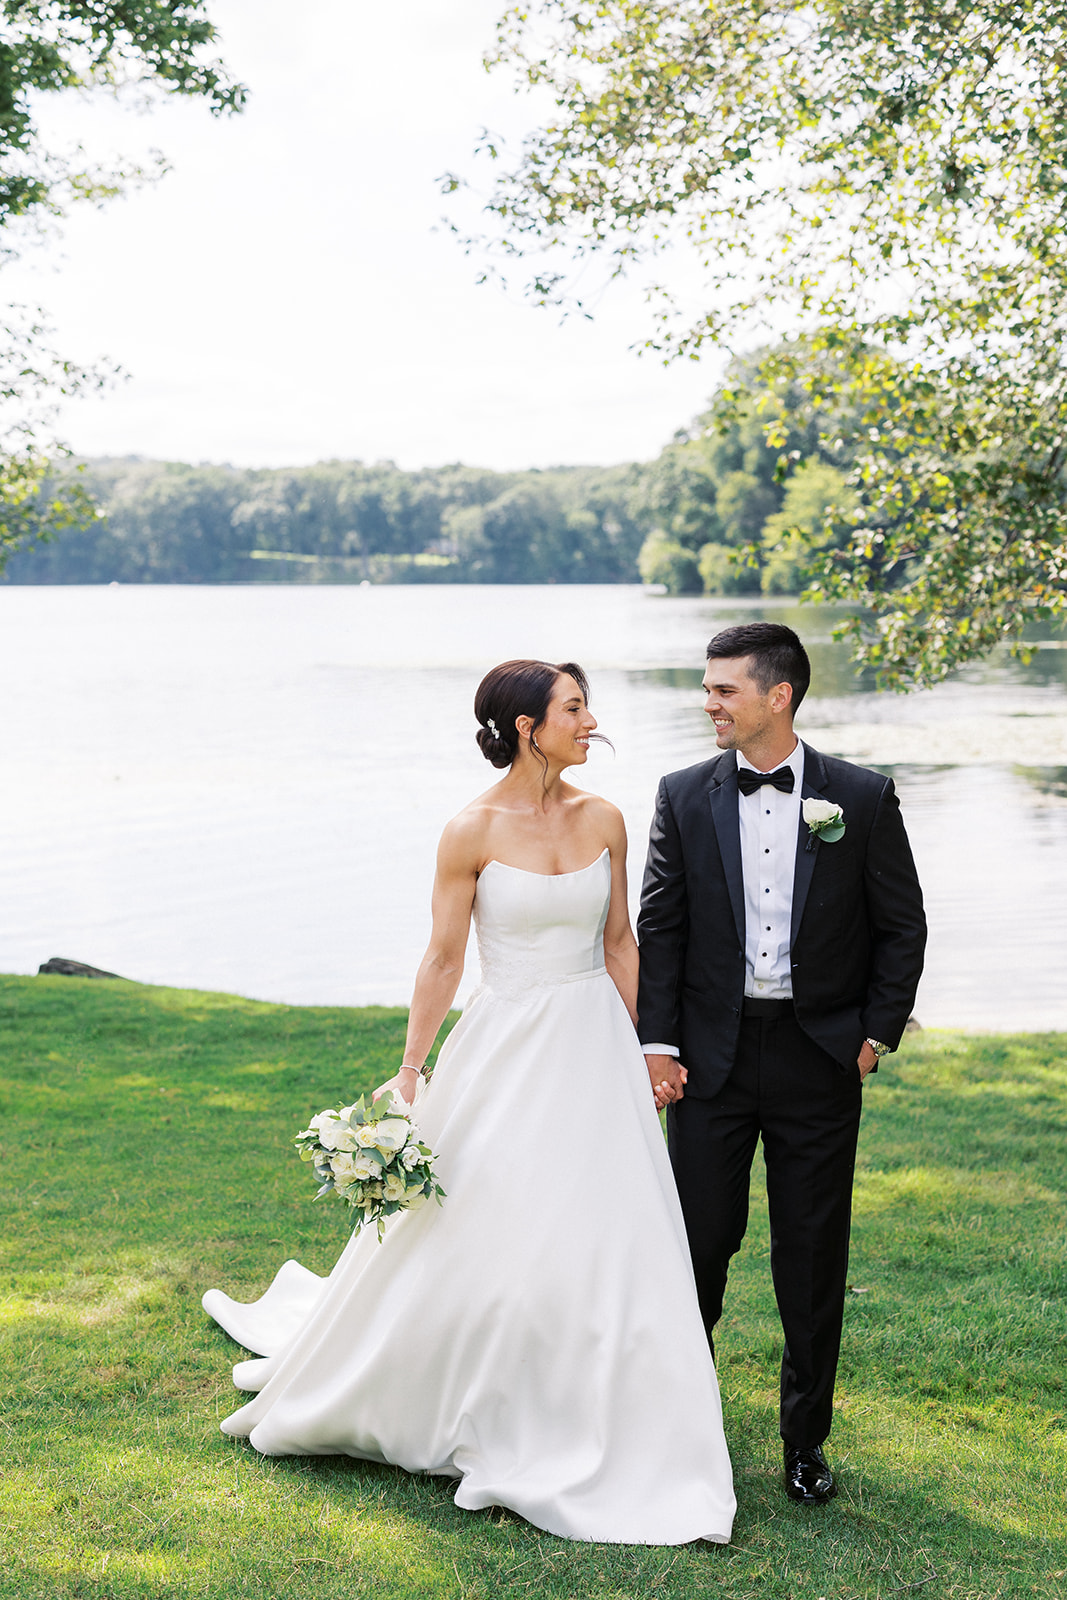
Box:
770 681 794 716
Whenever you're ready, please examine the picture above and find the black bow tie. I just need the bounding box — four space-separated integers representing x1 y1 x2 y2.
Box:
737 766 795 796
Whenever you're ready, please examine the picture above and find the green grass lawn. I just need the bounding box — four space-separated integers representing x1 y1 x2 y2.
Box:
1 974 1064 1600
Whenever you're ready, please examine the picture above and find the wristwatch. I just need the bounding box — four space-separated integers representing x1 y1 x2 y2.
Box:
865 1037 891 1058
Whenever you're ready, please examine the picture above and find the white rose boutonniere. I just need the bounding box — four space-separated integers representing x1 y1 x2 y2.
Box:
803 796 845 849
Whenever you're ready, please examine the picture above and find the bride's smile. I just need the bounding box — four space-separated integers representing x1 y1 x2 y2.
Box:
535 677 598 767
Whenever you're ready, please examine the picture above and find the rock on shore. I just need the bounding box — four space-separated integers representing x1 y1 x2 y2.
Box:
38 957 125 980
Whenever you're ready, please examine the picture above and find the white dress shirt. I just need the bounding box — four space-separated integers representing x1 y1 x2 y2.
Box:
642 739 805 1056
737 739 804 999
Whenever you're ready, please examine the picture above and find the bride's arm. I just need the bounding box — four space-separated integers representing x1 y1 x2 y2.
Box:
601 807 640 1027
601 813 679 1109
374 820 479 1105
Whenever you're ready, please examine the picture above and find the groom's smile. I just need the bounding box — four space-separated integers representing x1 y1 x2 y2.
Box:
701 654 799 771
703 659 769 752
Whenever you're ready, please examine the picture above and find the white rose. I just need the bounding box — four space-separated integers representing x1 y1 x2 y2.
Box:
400 1144 423 1171
802 798 843 826
401 1189 428 1211
329 1152 358 1184
315 1115 351 1151
355 1124 382 1148
350 1151 380 1181
297 1110 330 1139
372 1118 411 1153
383 1172 407 1201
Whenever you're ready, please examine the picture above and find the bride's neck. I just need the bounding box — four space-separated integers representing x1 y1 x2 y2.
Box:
501 755 568 809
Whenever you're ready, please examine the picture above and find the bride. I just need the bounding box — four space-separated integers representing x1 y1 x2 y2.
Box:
203 658 735 1545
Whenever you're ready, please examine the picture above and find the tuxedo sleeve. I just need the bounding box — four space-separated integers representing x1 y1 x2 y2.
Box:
860 777 927 1049
636 777 689 1050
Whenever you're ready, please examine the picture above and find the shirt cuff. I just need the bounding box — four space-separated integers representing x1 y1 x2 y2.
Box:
640 1043 679 1058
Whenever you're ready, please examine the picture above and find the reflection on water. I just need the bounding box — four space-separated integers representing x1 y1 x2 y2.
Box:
0 584 1064 1031
1015 765 1067 797
874 764 1067 1031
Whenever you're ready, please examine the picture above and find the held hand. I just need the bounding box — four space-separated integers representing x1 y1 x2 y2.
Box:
857 1041 878 1081
373 1067 420 1107
645 1053 687 1110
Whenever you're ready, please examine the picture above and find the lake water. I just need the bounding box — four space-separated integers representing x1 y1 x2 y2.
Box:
3 584 1066 1031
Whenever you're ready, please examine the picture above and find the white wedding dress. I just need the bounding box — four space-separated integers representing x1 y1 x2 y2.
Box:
203 849 735 1545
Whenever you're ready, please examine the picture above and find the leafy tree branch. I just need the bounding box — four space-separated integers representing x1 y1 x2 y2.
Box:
474 0 1067 685
0 2 245 567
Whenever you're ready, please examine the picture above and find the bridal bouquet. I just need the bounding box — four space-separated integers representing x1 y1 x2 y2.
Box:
295 1091 445 1241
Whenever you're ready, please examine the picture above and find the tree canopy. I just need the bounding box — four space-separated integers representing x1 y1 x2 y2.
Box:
0 2 242 229
472 0 1067 686
0 3 243 566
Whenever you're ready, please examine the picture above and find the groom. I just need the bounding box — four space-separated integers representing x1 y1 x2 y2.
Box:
637 622 926 1504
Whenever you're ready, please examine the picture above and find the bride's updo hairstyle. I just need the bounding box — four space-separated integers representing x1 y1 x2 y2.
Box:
474 659 595 769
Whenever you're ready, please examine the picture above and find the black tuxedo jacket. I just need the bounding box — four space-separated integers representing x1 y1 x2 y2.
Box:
636 743 927 1098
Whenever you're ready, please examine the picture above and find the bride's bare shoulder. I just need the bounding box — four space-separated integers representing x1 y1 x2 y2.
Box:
566 787 626 832
437 789 508 866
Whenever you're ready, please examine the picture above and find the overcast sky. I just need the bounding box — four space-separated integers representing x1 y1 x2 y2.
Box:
6 0 726 472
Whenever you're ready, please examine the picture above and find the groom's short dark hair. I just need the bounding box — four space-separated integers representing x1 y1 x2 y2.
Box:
706 622 811 711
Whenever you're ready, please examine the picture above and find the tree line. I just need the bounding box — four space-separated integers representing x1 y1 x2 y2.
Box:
3 359 860 592
2 457 645 586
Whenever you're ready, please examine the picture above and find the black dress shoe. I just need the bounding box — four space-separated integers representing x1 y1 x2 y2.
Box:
783 1443 836 1504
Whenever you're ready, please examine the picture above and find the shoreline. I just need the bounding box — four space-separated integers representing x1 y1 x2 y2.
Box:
7 973 1066 1038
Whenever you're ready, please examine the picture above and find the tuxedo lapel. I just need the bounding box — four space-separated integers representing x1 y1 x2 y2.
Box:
708 752 746 949
791 742 830 945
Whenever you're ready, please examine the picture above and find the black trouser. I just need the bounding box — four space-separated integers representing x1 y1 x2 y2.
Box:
667 1006 863 1448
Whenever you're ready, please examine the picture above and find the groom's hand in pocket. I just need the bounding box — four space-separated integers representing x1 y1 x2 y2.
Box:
645 1053 687 1110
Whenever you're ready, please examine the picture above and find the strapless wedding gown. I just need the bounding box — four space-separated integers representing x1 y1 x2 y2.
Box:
203 849 735 1545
